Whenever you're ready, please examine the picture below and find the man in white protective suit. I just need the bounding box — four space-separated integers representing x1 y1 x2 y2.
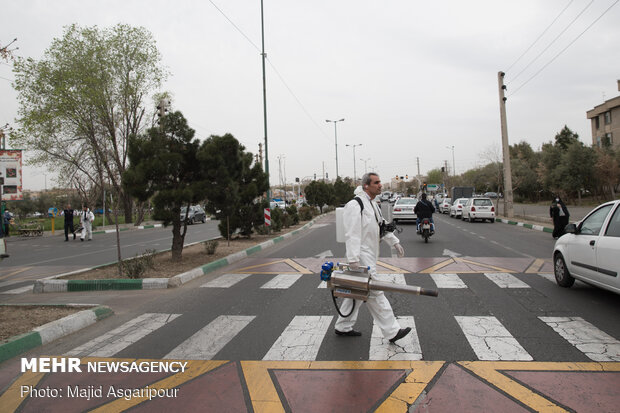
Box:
334 172 412 343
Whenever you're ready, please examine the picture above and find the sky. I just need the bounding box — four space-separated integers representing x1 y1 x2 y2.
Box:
1 0 619 191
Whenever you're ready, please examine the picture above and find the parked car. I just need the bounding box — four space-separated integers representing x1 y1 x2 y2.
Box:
180 205 207 224
439 198 452 214
449 198 469 218
270 200 286 209
380 192 392 202
391 197 417 223
553 200 620 295
484 192 499 198
462 197 495 222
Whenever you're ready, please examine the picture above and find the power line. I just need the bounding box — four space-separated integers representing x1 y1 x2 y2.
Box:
509 0 595 83
207 0 331 143
510 0 619 96
506 0 574 72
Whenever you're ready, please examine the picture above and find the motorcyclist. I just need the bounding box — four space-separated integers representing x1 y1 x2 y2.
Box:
414 193 435 233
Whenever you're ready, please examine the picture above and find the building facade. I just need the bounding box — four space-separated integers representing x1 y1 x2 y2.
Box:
586 80 620 149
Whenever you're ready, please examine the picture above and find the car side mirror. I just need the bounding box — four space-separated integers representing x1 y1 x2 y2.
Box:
564 223 578 234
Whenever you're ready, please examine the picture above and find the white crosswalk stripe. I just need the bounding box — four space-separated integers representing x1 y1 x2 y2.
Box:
263 315 333 361
431 273 467 289
455 316 533 361
201 274 250 288
374 273 406 285
539 316 620 362
538 273 556 283
164 315 255 360
261 274 303 289
369 316 421 360
484 273 530 288
67 313 181 357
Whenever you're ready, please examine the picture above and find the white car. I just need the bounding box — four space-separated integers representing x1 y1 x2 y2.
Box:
391 197 417 223
553 200 620 295
439 198 451 214
462 197 495 222
449 198 469 218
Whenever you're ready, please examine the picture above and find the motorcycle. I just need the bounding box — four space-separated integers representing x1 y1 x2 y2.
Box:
419 217 433 243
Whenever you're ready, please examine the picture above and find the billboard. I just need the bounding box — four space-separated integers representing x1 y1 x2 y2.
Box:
0 149 23 201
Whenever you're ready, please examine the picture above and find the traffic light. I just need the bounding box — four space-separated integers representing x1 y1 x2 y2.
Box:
395 175 399 180
423 183 427 191
406 175 408 180
441 167 445 173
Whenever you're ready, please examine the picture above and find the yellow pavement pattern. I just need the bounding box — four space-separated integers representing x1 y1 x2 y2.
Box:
3 358 619 412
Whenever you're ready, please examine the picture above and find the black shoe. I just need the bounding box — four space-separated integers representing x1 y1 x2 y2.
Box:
80 238 84 242
335 329 362 337
389 327 412 343
73 233 76 240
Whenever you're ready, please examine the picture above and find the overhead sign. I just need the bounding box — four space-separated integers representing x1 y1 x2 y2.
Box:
0 150 23 201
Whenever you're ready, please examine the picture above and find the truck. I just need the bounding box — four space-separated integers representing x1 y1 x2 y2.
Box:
451 186 475 200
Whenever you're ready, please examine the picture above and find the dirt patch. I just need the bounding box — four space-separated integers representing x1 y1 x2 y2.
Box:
0 306 83 342
61 221 313 280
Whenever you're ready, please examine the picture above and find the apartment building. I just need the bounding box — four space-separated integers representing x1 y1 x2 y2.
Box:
586 80 620 149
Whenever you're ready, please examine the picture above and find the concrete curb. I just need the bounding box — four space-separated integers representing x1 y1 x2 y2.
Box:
0 304 113 363
34 214 327 293
496 218 553 233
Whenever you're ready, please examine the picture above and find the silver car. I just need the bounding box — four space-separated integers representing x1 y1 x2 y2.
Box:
449 198 469 218
553 200 620 295
180 205 207 224
391 197 417 223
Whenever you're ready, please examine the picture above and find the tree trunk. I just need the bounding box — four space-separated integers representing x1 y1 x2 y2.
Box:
171 220 184 262
123 192 133 224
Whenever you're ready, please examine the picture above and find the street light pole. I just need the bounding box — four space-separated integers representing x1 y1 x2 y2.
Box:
360 158 370 175
346 143 362 185
326 118 344 179
446 145 455 176
260 0 270 205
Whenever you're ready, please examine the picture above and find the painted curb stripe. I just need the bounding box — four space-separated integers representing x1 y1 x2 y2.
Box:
498 218 553 233
67 279 143 291
0 331 42 363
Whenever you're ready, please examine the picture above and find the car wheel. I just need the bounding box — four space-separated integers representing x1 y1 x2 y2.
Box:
202 216 206 223
554 253 575 288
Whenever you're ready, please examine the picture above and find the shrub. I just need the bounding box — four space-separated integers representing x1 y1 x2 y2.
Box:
121 249 157 279
298 206 314 221
270 207 284 231
285 205 299 225
203 239 219 255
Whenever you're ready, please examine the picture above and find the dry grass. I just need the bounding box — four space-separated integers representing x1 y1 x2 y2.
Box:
0 306 83 342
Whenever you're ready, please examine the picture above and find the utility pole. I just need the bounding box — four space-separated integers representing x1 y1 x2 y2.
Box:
416 157 420 176
260 0 271 206
322 161 325 181
498 71 514 218
258 143 263 167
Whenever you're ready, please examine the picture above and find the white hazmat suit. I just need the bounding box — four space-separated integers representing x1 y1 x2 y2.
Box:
334 188 403 339
80 209 95 241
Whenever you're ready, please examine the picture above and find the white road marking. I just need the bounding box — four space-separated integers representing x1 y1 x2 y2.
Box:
538 273 556 283
374 273 406 285
0 285 32 294
200 273 250 288
318 281 327 288
263 315 332 360
67 313 180 357
315 249 333 258
261 274 303 289
455 316 533 361
164 315 255 360
485 273 530 288
431 273 467 289
539 316 620 362
369 316 422 360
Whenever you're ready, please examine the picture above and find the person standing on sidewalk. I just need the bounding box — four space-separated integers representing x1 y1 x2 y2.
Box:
3 210 11 237
80 205 95 241
550 196 570 239
334 172 411 344
62 204 76 241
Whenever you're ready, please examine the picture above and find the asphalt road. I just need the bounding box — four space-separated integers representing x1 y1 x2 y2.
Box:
0 221 221 291
8 208 618 364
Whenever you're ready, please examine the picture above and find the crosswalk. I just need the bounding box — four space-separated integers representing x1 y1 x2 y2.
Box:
56 272 619 363
63 312 620 363
203 272 542 291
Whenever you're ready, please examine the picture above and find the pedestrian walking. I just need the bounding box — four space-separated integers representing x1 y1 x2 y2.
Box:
80 206 95 241
550 196 570 239
62 204 76 241
3 209 11 237
334 172 411 343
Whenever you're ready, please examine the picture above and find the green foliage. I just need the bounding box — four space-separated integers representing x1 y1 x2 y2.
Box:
123 110 203 261
304 181 334 212
285 204 299 225
11 23 167 222
554 125 580 150
270 207 284 231
198 134 268 238
333 177 354 206
426 168 443 185
121 249 156 279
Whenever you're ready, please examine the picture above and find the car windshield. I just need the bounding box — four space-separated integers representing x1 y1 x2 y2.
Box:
581 204 613 235
396 198 417 205
473 199 493 206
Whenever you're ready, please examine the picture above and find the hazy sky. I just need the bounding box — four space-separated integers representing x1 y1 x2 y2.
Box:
2 0 619 191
